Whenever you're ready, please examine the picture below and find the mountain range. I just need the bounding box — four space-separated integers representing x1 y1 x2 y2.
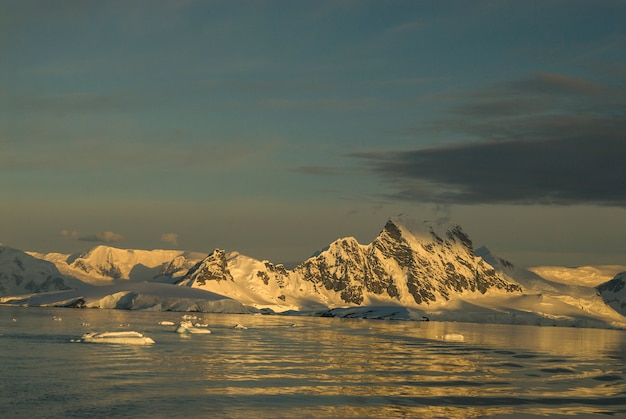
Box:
1 215 625 329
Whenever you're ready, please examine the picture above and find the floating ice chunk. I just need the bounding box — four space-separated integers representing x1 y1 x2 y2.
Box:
233 323 247 330
53 316 62 321
158 321 175 326
80 331 155 345
175 321 211 334
438 333 464 342
194 323 209 328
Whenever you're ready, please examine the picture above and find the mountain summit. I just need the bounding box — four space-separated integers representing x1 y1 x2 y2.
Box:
179 215 522 310
2 215 625 329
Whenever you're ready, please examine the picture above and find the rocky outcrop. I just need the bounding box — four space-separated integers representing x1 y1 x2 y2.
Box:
295 216 521 305
178 215 523 308
597 272 626 316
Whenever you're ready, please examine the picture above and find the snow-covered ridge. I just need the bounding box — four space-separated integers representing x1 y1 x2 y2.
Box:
2 215 626 329
27 246 206 285
0 244 82 295
528 265 626 287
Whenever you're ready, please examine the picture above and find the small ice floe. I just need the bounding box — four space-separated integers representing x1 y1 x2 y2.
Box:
158 321 175 326
119 323 130 327
182 314 198 320
80 331 155 345
437 333 465 342
233 323 247 330
53 316 62 321
194 323 209 328
82 322 91 326
175 321 211 334
12 318 17 322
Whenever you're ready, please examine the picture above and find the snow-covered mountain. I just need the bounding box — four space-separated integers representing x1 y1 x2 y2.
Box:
176 216 523 311
476 247 626 328
176 249 326 312
295 216 522 305
0 244 82 295
2 215 625 329
597 272 626 316
27 246 206 285
528 265 626 287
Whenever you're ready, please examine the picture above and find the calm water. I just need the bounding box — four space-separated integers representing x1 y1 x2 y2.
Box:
1 306 625 418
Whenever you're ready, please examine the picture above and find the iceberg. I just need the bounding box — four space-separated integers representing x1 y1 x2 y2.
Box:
80 331 156 345
438 333 465 342
175 321 211 334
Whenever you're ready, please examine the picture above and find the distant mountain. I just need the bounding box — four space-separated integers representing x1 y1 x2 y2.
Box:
597 272 626 316
2 215 626 329
28 246 206 285
0 244 81 295
528 265 626 287
476 246 626 326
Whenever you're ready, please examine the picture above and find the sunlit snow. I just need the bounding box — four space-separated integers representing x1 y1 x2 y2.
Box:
79 331 155 345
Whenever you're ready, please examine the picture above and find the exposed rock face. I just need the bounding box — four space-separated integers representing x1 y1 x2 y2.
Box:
183 249 234 285
597 272 626 316
179 215 522 307
295 216 521 305
295 237 368 304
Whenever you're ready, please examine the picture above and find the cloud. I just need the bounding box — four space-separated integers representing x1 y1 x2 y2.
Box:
59 229 79 239
353 72 626 206
160 233 178 246
79 231 126 243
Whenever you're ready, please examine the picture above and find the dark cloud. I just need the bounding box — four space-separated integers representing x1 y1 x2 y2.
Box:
353 72 626 206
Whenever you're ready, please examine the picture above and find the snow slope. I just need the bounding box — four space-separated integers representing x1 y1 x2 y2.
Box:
28 246 206 285
2 215 626 330
180 216 523 311
475 247 626 328
528 265 626 287
0 281 256 313
0 244 82 295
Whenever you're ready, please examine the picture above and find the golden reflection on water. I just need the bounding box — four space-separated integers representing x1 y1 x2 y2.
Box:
172 315 626 418
2 307 625 418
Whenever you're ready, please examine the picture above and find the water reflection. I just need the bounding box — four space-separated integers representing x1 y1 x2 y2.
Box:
1 306 625 418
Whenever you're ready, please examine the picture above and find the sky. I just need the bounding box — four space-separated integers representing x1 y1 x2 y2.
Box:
1 0 625 268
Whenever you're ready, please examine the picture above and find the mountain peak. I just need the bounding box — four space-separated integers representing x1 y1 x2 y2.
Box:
386 214 458 240
382 215 472 255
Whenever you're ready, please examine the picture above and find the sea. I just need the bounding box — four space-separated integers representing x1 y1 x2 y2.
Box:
1 306 625 418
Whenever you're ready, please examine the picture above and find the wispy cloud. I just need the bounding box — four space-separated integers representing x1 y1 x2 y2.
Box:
77 231 126 244
160 233 178 246
59 229 79 239
353 72 626 206
61 229 125 244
